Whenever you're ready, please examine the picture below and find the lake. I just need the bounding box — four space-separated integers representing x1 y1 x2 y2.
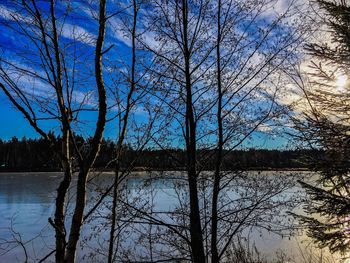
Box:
0 171 337 262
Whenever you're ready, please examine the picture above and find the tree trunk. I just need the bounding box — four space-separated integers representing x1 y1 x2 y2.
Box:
107 168 119 263
64 168 88 262
182 1 205 261
54 130 72 263
65 0 107 261
211 1 223 262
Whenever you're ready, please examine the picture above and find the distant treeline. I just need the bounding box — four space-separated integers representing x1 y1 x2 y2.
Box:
0 136 315 172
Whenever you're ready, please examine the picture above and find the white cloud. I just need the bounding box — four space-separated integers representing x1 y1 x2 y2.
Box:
1 59 99 110
109 17 132 47
257 124 274 133
72 90 97 108
0 5 32 24
0 5 15 20
0 4 96 46
13 74 55 99
60 23 96 46
260 0 309 25
141 31 160 50
108 16 160 49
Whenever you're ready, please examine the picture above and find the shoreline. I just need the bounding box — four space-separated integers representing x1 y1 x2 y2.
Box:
0 167 310 174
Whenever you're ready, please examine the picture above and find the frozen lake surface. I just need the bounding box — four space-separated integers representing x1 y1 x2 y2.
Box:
0 171 336 262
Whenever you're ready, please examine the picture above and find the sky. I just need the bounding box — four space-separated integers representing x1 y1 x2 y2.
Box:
0 0 305 149
0 1 133 138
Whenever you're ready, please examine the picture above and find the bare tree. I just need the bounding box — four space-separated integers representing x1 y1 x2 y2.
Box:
106 0 162 260
73 1 169 261
142 1 215 261
209 0 307 261
0 1 108 262
107 1 140 260
123 0 309 262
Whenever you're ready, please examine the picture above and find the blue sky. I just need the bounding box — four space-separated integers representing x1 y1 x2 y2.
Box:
0 1 134 138
0 0 299 149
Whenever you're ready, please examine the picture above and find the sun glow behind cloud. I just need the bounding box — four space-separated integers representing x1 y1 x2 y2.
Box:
336 73 348 90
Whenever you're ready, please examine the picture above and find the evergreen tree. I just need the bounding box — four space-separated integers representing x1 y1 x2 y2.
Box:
294 0 350 255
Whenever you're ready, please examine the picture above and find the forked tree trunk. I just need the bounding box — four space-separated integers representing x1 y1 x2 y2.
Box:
64 0 107 262
49 0 75 260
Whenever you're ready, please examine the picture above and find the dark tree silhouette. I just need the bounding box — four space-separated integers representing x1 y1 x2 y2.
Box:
291 0 350 256
0 1 108 262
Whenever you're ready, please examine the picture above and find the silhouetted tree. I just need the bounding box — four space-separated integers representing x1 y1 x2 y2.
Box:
0 1 108 262
291 0 350 257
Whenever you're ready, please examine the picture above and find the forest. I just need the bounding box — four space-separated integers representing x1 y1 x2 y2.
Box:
0 136 311 171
